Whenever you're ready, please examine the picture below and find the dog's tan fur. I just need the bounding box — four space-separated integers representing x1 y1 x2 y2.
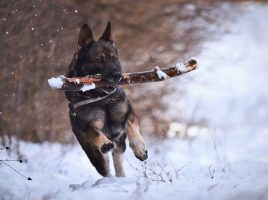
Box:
127 114 147 160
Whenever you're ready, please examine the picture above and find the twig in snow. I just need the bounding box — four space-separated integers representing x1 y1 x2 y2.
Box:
125 158 144 174
0 146 10 151
125 159 166 183
0 160 32 181
126 158 187 184
174 161 191 180
207 183 219 191
0 159 23 163
209 129 227 173
0 146 32 181
209 165 215 179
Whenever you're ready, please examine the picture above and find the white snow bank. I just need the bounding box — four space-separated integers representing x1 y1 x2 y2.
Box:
1 130 268 200
48 75 65 89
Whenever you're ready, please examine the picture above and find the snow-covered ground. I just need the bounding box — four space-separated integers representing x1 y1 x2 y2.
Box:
1 3 268 200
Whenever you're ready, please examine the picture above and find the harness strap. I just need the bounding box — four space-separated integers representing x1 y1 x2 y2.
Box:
69 88 117 116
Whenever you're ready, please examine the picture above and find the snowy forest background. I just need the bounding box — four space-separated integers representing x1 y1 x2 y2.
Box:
1 0 268 200
0 0 237 143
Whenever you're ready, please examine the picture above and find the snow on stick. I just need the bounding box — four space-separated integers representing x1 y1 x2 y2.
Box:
48 75 65 89
48 59 198 92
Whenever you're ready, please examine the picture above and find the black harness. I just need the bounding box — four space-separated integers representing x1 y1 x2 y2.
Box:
68 87 118 117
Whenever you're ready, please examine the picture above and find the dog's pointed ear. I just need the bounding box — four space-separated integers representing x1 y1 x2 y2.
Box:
78 24 94 47
99 21 113 43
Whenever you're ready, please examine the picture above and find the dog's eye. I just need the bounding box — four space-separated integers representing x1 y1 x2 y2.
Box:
109 53 117 61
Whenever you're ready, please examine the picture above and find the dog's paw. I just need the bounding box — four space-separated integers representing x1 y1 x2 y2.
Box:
101 142 114 153
129 138 148 161
135 149 148 161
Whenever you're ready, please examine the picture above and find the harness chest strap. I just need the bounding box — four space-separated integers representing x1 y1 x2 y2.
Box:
69 88 117 117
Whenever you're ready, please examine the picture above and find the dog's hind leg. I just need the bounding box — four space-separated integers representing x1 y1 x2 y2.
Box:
75 131 112 177
84 144 111 177
70 110 113 177
112 133 126 177
112 152 125 177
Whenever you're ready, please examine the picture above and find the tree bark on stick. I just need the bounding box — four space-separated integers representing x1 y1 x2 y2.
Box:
48 59 198 91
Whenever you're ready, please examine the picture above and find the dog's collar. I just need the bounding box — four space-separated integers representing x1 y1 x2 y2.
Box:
69 87 117 114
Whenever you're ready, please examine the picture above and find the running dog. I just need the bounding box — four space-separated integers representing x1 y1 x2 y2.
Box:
65 22 148 177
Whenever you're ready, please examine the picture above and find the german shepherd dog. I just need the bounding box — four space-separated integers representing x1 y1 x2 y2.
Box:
65 22 148 177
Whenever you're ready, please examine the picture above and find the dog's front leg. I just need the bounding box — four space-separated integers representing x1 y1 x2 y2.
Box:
86 116 115 154
92 127 115 154
127 114 148 161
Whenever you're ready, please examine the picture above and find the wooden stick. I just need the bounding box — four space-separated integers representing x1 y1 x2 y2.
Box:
48 59 198 92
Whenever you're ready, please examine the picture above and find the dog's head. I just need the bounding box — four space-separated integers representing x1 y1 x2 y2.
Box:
74 22 121 81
